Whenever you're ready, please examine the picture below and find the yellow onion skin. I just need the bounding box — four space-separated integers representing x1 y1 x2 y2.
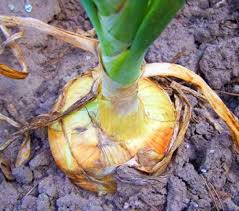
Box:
48 73 176 194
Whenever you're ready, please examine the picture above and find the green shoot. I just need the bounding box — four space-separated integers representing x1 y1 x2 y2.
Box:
81 0 185 85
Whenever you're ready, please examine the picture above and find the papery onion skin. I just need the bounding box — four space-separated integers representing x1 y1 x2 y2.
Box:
48 73 176 194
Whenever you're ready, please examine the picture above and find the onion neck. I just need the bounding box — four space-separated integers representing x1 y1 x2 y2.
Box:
97 70 147 141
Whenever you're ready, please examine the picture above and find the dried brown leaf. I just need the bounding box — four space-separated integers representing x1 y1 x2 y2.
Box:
15 133 31 167
152 86 192 175
0 112 20 128
0 16 98 55
0 64 28 79
0 153 14 181
0 25 28 79
143 63 239 148
0 31 23 53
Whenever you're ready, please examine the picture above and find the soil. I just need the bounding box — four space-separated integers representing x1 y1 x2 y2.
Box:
0 0 239 210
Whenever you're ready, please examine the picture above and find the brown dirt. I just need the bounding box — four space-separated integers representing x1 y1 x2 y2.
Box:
0 0 239 210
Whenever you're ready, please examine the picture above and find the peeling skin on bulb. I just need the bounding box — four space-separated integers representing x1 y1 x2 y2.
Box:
48 70 177 193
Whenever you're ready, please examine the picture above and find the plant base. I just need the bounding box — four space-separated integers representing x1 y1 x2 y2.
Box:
48 72 177 194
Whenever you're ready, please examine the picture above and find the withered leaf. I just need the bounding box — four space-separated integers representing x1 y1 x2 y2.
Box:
0 64 28 79
0 25 28 80
15 133 31 167
143 63 239 148
0 112 20 128
0 153 14 181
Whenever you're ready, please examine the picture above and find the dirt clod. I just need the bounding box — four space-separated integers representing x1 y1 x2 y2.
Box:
199 38 239 89
12 166 33 184
29 151 50 170
166 176 189 210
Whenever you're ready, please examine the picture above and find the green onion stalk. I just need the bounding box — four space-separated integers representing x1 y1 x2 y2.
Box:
81 0 184 85
81 0 185 138
48 0 186 194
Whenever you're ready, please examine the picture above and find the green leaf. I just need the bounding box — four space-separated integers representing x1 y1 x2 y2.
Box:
93 0 126 16
107 0 185 85
80 1 102 38
130 0 185 60
98 0 149 44
81 0 185 85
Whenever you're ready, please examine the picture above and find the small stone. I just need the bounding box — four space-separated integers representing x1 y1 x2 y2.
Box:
190 201 199 208
215 0 227 8
209 149 215 154
233 85 239 92
8 4 15 11
124 202 130 209
200 168 207 173
24 4 32 13
12 166 33 184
